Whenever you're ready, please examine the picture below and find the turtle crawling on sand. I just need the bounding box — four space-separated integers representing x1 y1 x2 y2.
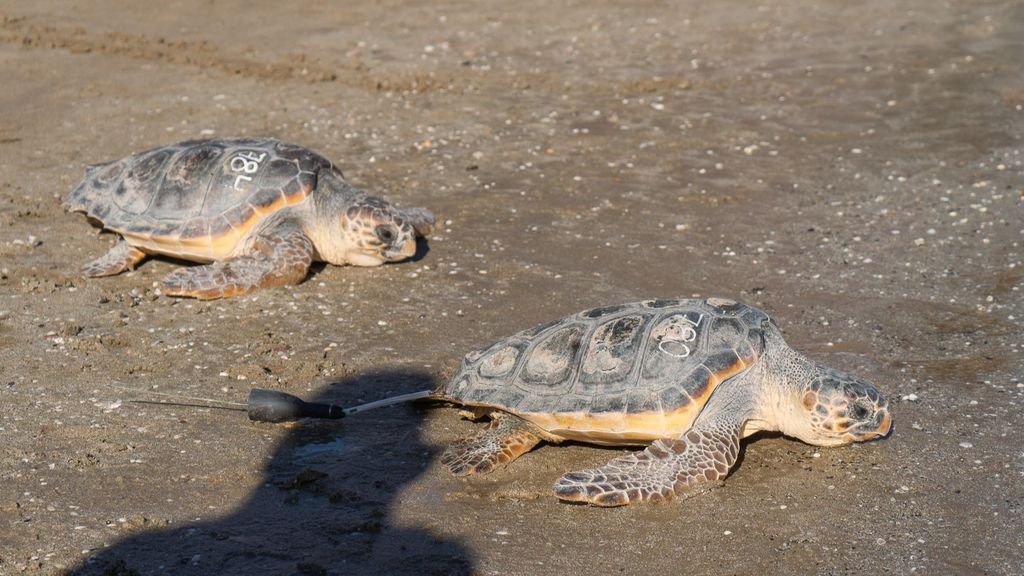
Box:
437 298 891 506
64 138 434 299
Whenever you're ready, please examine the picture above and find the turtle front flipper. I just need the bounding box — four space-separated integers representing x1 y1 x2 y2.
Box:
553 419 742 507
399 207 435 237
81 240 147 277
162 229 314 300
441 412 542 476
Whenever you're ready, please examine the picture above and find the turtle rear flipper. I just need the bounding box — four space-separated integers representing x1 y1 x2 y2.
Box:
553 418 742 507
81 240 147 277
162 228 314 300
441 413 542 476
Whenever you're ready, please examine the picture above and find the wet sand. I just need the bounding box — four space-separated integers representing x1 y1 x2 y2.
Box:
0 1 1021 574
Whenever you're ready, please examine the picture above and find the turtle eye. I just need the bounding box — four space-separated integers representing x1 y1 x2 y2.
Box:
375 225 397 244
849 402 870 420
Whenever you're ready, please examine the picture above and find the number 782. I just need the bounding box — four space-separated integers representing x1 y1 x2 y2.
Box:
229 151 267 190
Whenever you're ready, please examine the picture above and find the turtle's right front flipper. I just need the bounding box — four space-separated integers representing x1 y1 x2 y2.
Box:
162 229 314 300
553 419 743 507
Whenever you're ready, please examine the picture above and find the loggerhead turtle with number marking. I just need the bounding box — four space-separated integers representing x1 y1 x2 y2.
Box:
64 138 434 299
436 297 891 506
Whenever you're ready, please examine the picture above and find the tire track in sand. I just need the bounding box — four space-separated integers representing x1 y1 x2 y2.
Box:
0 13 351 84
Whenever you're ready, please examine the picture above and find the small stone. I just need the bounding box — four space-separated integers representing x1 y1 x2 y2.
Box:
901 393 919 402
93 399 123 412
959 441 973 448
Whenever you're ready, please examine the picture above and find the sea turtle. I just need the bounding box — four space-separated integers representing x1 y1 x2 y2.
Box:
64 138 434 299
435 297 891 506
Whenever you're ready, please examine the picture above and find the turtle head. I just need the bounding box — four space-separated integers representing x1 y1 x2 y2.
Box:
791 368 892 447
335 197 429 266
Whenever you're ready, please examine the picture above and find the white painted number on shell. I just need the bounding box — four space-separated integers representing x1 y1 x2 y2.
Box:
658 313 703 358
659 341 691 358
229 151 267 190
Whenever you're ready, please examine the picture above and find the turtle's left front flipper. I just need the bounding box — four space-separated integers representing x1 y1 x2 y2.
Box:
553 418 743 507
162 229 314 300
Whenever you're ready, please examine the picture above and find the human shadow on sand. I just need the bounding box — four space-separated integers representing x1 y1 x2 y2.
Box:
70 369 471 576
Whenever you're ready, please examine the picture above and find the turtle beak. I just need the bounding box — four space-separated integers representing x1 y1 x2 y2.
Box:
382 228 417 261
881 407 892 433
849 405 892 441
383 240 416 260
871 410 893 438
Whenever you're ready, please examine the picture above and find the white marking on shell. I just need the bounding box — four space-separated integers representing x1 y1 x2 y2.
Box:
658 340 691 358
